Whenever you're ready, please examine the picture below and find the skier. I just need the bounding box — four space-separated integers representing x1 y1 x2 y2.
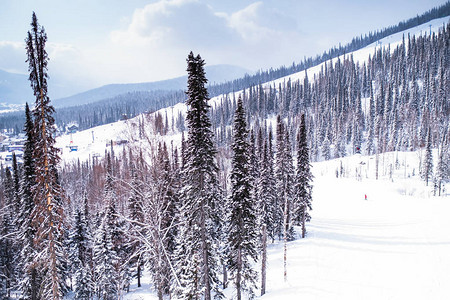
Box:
365 194 367 200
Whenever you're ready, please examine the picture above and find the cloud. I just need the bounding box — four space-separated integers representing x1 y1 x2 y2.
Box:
111 0 237 49
0 0 315 93
0 41 27 74
108 0 306 79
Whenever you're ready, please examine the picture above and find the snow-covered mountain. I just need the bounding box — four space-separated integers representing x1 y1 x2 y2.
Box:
52 64 251 108
0 69 30 105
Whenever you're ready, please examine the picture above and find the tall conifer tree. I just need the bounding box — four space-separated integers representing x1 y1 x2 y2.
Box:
25 12 67 299
227 96 258 300
175 52 223 300
295 114 313 238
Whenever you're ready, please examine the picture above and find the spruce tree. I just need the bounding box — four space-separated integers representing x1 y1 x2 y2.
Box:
422 128 433 186
69 208 94 300
93 155 122 299
175 52 223 300
295 114 313 238
227 96 258 300
0 168 15 298
26 12 68 299
127 159 145 288
17 102 39 300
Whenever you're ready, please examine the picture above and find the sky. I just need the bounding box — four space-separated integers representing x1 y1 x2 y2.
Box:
0 0 447 97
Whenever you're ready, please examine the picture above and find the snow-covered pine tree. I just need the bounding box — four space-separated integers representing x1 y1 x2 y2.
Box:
17 102 39 300
227 96 258 300
0 167 15 298
174 52 223 300
295 114 314 238
127 158 145 288
147 142 177 299
69 208 94 299
435 136 448 196
93 205 120 300
366 81 375 155
93 155 122 299
275 116 295 241
274 116 285 239
26 12 68 299
422 128 433 186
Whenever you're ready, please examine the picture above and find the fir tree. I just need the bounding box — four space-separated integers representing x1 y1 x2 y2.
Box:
174 52 223 300
69 209 94 300
26 12 68 299
295 114 313 238
422 128 433 186
0 168 15 299
17 102 39 300
127 159 145 288
227 96 258 300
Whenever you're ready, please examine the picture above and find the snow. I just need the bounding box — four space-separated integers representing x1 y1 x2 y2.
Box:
119 150 449 300
259 151 450 300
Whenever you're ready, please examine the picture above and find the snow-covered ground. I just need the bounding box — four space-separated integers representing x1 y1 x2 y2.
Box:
123 150 449 300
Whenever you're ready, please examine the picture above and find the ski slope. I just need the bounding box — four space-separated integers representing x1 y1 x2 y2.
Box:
123 151 449 300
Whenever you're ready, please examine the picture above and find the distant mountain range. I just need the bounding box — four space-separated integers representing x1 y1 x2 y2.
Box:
0 64 251 108
0 69 31 105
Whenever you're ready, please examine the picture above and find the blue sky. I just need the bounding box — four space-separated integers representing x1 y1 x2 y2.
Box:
0 0 446 96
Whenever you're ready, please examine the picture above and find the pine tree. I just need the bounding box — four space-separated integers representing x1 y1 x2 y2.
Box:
147 142 177 299
127 159 145 288
17 102 39 300
422 128 433 186
295 114 313 238
174 52 223 300
275 116 295 241
0 168 15 298
93 156 122 299
227 96 258 300
366 81 375 155
69 208 94 300
93 205 120 300
25 12 68 299
435 137 448 196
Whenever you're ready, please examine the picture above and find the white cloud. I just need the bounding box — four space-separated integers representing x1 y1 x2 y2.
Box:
0 41 27 74
106 0 307 81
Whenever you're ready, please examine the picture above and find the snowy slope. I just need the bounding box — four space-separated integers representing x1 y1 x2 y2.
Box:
120 150 449 300
258 151 450 300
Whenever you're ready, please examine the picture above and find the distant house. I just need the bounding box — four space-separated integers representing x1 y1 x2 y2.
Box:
67 122 79 134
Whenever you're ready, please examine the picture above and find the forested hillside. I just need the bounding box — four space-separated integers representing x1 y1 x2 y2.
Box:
0 4 449 300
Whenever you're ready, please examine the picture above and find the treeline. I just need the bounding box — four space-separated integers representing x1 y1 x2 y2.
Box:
207 20 449 194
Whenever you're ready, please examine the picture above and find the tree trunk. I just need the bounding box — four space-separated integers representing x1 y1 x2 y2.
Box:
236 246 242 300
137 261 141 288
200 209 211 300
301 205 306 239
261 224 267 296
222 260 228 289
283 179 288 282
